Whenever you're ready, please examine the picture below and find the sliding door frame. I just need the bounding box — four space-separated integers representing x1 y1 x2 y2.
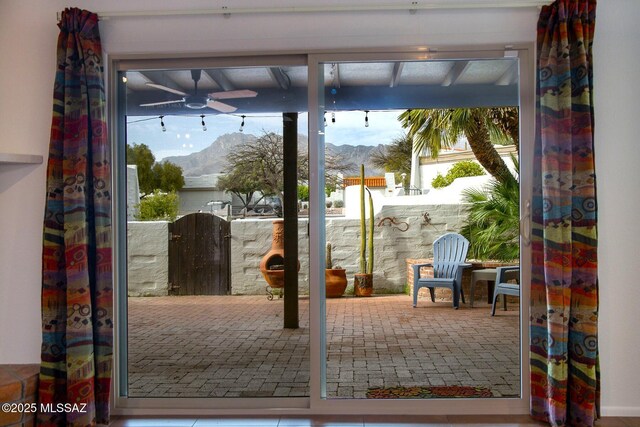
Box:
108 43 534 416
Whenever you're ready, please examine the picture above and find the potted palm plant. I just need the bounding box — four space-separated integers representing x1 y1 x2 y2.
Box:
325 243 347 297
354 164 374 297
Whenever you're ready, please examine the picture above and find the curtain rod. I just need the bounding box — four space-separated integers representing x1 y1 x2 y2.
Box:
57 2 549 21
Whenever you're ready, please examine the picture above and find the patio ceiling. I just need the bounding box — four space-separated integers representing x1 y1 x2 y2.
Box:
124 58 519 116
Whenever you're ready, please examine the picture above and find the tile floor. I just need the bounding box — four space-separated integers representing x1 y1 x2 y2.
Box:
128 295 519 399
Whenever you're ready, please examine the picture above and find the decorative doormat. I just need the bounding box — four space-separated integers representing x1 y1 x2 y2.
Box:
366 385 494 399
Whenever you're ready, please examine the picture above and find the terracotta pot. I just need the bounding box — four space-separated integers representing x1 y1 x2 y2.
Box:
259 220 299 289
354 273 373 297
325 269 347 298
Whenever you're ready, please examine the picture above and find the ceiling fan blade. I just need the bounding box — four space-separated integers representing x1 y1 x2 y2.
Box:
208 89 258 100
207 100 237 113
145 82 188 96
140 100 184 107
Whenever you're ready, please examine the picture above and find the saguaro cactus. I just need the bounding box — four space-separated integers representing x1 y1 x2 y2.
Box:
359 164 367 273
358 164 374 275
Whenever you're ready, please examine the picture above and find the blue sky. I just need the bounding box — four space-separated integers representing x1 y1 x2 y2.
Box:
126 110 407 160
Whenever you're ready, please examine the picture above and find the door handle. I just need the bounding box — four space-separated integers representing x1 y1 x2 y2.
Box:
520 199 531 247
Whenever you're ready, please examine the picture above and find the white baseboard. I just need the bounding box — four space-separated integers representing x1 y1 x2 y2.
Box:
601 406 640 417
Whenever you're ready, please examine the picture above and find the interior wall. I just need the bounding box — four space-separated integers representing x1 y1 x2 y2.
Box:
593 0 640 417
0 0 637 416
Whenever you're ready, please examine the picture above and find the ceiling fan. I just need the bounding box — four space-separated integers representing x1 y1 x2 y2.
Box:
140 69 257 113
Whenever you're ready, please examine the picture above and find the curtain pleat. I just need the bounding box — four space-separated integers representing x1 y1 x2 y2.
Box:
39 8 112 427
531 1 598 426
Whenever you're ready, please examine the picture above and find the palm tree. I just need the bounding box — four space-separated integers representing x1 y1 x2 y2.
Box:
369 132 412 180
460 155 520 261
398 108 518 186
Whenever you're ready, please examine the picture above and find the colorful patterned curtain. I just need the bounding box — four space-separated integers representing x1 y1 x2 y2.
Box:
39 8 112 427
531 1 598 426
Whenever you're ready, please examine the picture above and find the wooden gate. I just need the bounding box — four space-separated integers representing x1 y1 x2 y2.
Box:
168 213 231 295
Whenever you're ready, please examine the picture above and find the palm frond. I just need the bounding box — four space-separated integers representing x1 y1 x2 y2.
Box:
461 176 520 262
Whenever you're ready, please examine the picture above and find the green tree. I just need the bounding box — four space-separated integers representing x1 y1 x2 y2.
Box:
216 168 269 214
398 108 518 186
152 161 185 192
218 132 353 215
431 160 485 188
460 156 520 261
127 143 185 195
370 133 413 182
135 190 179 221
127 143 156 194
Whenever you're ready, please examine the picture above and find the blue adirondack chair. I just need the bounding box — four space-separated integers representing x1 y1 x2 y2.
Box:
412 233 471 309
491 265 520 316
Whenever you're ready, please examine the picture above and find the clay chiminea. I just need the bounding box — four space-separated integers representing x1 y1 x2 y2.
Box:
259 220 299 291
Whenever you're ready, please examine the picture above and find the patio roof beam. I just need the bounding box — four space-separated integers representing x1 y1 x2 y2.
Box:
495 62 518 86
329 63 341 89
268 67 291 90
389 62 405 88
441 61 470 87
204 69 236 91
126 83 519 115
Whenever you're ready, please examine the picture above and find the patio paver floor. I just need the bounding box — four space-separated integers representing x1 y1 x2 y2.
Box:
128 295 519 398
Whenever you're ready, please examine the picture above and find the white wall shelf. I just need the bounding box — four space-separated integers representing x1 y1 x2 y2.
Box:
0 153 43 165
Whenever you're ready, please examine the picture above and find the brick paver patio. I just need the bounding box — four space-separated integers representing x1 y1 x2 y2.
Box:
128 295 519 399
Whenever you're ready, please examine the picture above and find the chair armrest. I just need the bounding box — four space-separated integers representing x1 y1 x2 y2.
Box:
412 263 433 275
453 263 472 285
453 263 473 274
496 265 520 284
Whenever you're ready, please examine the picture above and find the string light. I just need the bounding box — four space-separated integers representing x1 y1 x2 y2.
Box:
239 115 246 132
330 63 339 125
200 114 207 131
159 115 166 132
364 110 369 127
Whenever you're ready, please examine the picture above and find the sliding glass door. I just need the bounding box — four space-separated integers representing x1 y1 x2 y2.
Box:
112 46 533 413
307 49 532 413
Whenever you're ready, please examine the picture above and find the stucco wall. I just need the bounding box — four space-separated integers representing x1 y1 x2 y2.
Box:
127 221 169 297
231 204 467 295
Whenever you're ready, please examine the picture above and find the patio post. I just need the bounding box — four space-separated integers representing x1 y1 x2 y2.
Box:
283 112 299 329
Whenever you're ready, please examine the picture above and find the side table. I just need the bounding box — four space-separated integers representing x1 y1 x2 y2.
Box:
470 268 497 307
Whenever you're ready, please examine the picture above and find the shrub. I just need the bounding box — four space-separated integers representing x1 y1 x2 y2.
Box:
333 200 344 208
297 185 309 201
431 173 449 188
326 200 333 208
136 190 179 221
431 160 485 188
461 155 519 261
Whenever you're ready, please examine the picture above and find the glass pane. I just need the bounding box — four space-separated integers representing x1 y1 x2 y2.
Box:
122 65 310 398
320 58 521 399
